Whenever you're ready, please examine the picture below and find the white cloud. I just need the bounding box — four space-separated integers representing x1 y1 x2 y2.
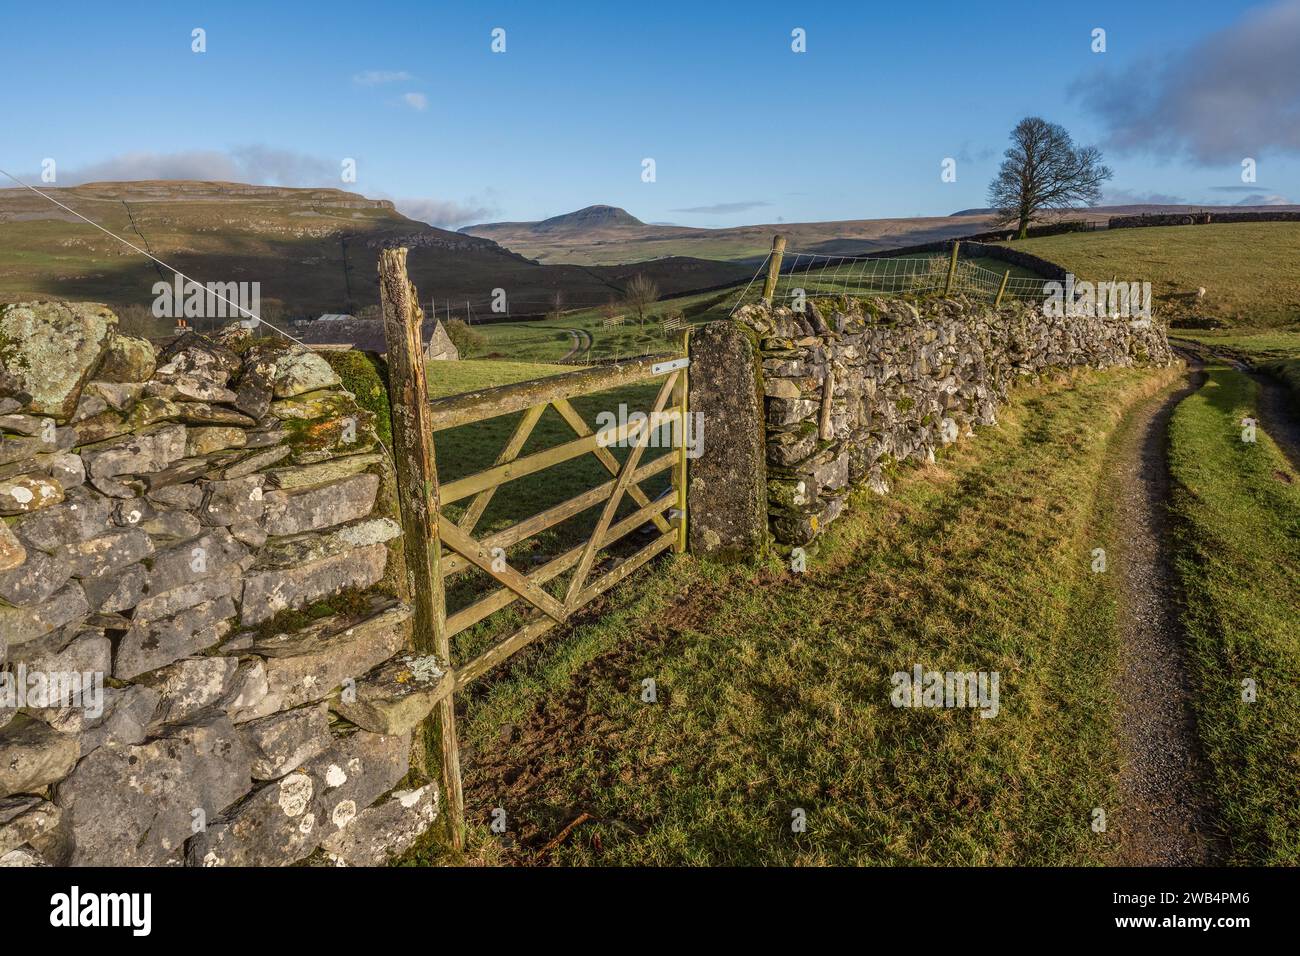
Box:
353 70 413 86
671 200 773 214
1233 193 1294 205
1100 188 1187 206
394 197 496 228
47 147 335 187
402 92 428 111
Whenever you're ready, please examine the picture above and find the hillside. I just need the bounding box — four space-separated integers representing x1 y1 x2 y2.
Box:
1001 222 1300 328
0 182 751 320
460 203 1300 267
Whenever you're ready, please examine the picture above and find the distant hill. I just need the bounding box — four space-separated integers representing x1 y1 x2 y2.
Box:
461 203 1300 266
535 204 644 231
0 183 751 321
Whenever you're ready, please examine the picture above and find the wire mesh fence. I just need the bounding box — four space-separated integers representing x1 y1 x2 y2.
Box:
733 249 1053 313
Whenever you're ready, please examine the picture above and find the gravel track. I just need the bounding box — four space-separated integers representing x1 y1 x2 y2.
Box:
1110 358 1224 865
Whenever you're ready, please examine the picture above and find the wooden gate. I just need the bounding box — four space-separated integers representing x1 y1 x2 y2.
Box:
429 354 689 687
379 246 690 849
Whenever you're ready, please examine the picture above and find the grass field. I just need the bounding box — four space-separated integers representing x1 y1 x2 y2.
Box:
1167 366 1300 864
471 287 733 364
1001 223 1300 328
400 363 1181 866
1172 328 1300 363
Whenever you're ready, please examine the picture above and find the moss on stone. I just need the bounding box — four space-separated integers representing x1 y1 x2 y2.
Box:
248 585 378 641
323 351 392 450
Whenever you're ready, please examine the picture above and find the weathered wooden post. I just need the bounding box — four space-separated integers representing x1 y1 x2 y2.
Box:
943 240 961 296
378 247 465 850
994 269 1010 308
760 234 787 304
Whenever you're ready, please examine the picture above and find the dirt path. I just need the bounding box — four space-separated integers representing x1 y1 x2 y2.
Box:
1109 358 1223 865
560 328 591 362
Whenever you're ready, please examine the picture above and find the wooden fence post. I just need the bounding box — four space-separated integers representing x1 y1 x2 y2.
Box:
994 269 1010 308
943 240 961 296
378 247 465 851
761 234 787 304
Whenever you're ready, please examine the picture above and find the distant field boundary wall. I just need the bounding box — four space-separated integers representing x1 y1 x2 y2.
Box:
1106 210 1300 230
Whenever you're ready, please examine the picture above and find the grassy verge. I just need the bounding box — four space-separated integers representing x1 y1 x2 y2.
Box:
402 363 1181 866
1260 359 1300 406
1167 366 1300 864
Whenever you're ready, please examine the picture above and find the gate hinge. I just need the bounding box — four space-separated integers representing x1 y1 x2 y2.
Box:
652 357 690 375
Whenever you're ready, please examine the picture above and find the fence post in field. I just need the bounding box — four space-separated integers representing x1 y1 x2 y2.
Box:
943 240 960 296
994 269 1010 308
378 246 465 851
761 234 787 304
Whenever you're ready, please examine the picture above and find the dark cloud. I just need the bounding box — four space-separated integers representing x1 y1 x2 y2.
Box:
1072 0 1300 163
670 200 772 214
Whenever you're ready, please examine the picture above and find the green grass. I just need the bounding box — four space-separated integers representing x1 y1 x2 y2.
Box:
1173 329 1300 364
401 363 1182 866
1167 366 1300 864
472 288 729 365
1001 223 1300 328
424 359 574 397
1260 359 1300 402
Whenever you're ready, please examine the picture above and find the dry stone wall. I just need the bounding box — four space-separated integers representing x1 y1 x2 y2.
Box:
0 301 440 867
734 295 1174 546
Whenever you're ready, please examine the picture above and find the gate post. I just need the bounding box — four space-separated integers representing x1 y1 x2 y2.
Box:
378 247 465 850
673 330 690 553
686 321 768 561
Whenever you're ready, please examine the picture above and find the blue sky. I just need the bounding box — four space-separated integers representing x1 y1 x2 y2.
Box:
3 0 1297 228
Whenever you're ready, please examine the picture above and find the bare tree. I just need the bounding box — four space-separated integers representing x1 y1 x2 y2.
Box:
988 117 1112 239
546 289 565 323
623 274 659 325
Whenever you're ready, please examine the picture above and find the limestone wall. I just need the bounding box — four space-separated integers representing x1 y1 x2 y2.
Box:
733 296 1174 546
0 302 439 867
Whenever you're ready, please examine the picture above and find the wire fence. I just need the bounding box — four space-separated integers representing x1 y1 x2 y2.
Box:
734 249 1052 313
